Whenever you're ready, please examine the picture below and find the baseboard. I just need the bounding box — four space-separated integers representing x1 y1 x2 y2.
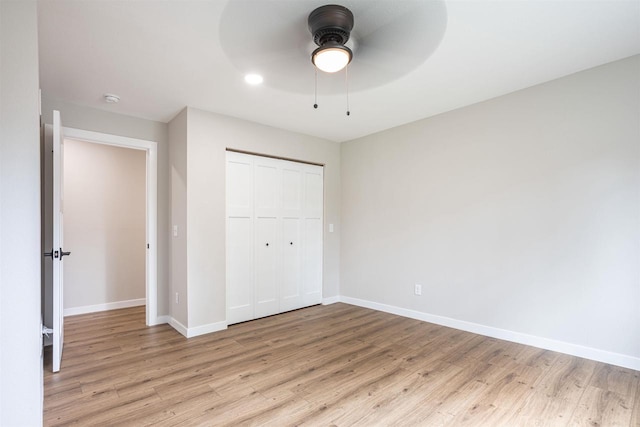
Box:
169 317 188 338
149 315 170 326
187 321 227 338
322 296 340 305
168 317 227 338
339 295 640 371
64 298 146 317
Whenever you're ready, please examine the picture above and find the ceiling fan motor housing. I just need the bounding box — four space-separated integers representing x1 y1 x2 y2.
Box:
308 5 354 47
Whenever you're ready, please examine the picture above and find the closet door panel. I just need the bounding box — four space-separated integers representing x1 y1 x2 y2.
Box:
282 166 302 216
281 162 304 311
281 217 302 311
303 218 323 305
226 152 254 324
302 165 323 305
226 217 253 324
255 217 279 318
255 159 279 218
227 157 253 217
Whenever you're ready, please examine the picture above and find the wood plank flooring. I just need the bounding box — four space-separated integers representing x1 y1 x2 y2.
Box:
44 303 639 426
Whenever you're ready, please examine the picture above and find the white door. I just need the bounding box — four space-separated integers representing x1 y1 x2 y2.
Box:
226 153 255 324
253 157 280 318
52 110 68 372
225 152 324 325
302 166 323 306
281 166 303 311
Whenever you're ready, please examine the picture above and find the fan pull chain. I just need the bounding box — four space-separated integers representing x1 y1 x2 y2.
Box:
313 67 318 109
345 64 350 116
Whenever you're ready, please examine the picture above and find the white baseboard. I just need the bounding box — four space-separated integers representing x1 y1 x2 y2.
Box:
187 320 227 338
64 298 146 317
169 317 188 337
168 317 227 338
149 315 170 326
322 296 340 305
339 296 640 372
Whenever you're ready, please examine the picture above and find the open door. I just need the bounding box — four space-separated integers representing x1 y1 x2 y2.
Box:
51 110 69 372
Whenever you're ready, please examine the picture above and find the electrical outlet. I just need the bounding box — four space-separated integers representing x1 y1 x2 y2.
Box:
175 292 180 304
414 284 422 296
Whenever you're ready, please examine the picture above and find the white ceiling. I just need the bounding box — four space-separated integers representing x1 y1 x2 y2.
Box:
38 0 640 143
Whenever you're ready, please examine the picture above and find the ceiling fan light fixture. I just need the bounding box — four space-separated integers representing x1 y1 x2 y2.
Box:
312 44 352 73
308 4 354 74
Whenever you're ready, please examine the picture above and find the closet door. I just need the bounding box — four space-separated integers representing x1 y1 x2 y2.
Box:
253 156 281 318
302 164 323 306
226 153 255 324
281 164 303 311
226 151 324 325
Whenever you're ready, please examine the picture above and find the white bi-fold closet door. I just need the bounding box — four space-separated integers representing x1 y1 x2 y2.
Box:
226 151 323 325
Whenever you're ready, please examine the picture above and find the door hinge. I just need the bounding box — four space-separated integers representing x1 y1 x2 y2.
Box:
42 325 54 337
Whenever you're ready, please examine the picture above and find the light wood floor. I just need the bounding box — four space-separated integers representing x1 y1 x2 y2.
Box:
44 303 639 426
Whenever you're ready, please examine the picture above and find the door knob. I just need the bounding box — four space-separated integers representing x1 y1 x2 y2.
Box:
60 250 71 258
44 249 54 259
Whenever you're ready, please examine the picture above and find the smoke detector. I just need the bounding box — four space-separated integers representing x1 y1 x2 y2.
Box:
103 93 120 103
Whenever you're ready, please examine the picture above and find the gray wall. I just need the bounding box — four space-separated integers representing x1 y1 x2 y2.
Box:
41 95 171 316
0 1 43 424
341 55 640 362
169 107 341 331
168 108 188 325
63 140 146 310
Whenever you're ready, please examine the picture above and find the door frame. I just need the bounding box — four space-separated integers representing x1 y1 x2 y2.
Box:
62 127 159 326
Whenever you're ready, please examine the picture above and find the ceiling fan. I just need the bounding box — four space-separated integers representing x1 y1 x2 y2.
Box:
308 4 354 73
219 0 447 95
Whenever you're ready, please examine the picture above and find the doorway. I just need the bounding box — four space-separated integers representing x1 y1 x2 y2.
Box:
43 126 158 329
64 139 146 314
